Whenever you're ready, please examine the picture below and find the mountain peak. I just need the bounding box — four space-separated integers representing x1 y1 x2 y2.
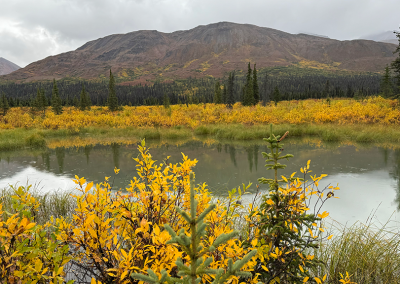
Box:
0 57 21 76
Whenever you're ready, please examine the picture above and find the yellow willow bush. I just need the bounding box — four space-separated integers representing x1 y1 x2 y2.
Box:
0 97 399 130
56 140 259 284
0 185 72 283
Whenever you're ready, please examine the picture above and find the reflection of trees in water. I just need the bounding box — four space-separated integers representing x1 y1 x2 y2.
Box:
55 147 65 173
41 151 51 171
246 147 254 172
382 148 389 166
390 149 400 210
111 143 120 169
217 143 222 153
84 145 93 165
254 145 259 172
228 145 237 167
245 145 260 173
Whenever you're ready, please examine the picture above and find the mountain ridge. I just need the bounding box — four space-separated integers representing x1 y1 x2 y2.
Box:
0 57 21 76
1 22 397 84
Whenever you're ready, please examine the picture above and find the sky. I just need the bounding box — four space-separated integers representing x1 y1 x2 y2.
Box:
1 0 399 68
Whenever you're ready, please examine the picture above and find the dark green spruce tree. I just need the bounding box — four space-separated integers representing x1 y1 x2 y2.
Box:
0 93 9 115
243 62 254 106
381 65 393 98
107 69 119 111
262 71 269 106
163 93 170 109
273 86 281 106
222 83 227 104
79 83 90 111
226 72 235 108
253 63 259 105
35 87 47 115
391 28 400 95
131 172 257 284
51 79 63 115
213 81 222 104
323 80 331 98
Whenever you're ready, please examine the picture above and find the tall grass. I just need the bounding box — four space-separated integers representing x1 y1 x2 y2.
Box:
314 221 400 283
0 185 76 225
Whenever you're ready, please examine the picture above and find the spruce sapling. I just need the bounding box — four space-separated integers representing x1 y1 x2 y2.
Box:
131 172 258 284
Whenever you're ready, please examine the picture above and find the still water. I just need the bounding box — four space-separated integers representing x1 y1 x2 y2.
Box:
1 139 399 226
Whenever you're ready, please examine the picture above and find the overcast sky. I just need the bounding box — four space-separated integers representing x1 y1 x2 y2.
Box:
1 0 399 67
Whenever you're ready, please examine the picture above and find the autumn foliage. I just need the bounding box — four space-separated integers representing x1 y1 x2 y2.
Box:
0 138 356 283
0 97 399 131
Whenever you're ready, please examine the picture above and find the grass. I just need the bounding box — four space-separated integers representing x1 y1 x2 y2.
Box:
2 122 400 152
0 185 76 225
314 221 400 283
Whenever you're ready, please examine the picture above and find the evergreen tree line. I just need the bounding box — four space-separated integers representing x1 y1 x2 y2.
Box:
0 67 393 111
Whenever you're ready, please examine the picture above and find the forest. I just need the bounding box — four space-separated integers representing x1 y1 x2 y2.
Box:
0 65 392 108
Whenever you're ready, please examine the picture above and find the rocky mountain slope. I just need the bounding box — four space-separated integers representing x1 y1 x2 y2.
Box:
0 57 21 76
1 22 397 83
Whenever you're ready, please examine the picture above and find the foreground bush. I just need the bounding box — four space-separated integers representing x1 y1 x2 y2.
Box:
0 185 72 283
0 133 358 283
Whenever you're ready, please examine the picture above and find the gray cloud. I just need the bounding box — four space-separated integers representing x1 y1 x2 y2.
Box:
0 0 399 67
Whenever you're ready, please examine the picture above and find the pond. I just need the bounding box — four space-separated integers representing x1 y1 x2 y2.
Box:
1 138 399 226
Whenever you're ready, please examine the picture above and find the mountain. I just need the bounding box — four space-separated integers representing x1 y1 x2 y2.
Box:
361 31 398 45
0 57 21 76
1 22 397 84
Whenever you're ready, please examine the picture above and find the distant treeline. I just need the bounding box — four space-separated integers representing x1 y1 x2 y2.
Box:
0 69 389 107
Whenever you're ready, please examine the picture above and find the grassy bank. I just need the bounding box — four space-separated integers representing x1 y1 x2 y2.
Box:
314 221 400 283
2 122 400 151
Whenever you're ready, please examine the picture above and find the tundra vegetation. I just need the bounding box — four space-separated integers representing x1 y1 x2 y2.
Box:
0 96 400 151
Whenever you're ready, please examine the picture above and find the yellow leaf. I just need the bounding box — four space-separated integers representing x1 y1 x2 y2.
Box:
153 224 160 236
85 182 94 193
25 222 36 230
114 167 120 174
261 265 269 272
299 265 304 273
121 271 129 280
57 266 64 275
266 199 274 206
318 211 329 219
314 277 322 284
303 277 309 282
323 274 327 281
20 217 29 227
327 235 333 240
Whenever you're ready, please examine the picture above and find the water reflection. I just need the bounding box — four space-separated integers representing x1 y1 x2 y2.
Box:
84 145 93 165
390 149 400 210
55 147 65 173
111 143 120 169
0 140 399 224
